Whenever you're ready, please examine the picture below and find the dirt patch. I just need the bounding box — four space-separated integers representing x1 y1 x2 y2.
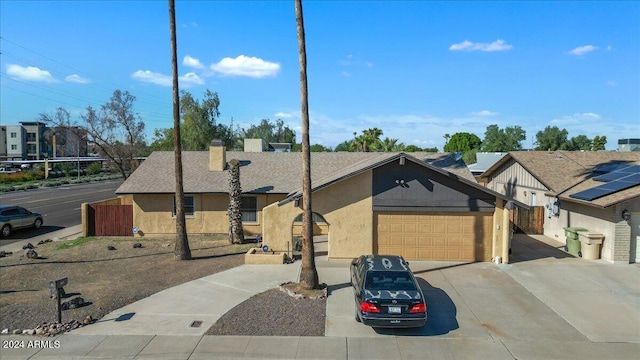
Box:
0 236 252 332
205 287 326 336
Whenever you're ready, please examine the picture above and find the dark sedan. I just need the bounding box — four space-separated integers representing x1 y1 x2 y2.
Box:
0 205 43 237
350 254 427 328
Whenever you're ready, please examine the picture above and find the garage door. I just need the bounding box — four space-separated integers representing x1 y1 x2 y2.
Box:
375 212 493 261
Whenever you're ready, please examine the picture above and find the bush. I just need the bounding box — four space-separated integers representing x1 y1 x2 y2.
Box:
86 162 102 176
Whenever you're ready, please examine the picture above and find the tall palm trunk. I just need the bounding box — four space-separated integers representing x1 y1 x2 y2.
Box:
169 0 191 260
295 0 319 290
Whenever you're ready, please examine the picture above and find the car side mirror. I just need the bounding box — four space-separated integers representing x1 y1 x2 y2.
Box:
351 259 358 267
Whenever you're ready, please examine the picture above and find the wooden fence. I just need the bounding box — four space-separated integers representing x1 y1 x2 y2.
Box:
513 206 544 234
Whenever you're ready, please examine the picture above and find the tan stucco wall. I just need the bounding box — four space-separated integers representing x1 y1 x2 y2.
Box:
131 193 285 237
263 171 373 259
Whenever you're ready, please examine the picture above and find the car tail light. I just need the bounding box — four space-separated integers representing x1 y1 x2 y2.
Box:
409 302 426 313
360 301 380 313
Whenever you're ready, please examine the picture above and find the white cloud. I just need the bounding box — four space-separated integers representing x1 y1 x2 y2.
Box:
132 70 172 86
568 45 597 56
6 64 56 82
132 70 204 87
449 39 512 52
471 110 499 117
274 112 295 119
183 55 205 69
341 71 351 77
210 55 280 78
606 80 618 87
65 74 90 84
180 72 204 86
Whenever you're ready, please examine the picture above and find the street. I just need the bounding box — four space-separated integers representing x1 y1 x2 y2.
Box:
0 179 123 244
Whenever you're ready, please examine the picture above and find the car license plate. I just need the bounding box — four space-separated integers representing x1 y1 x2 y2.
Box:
388 306 401 314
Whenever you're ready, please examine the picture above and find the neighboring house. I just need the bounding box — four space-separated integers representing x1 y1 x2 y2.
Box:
467 152 508 184
618 138 640 152
115 142 525 263
482 151 640 264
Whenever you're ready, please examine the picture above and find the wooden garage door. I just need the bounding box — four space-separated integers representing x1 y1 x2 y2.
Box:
375 212 493 261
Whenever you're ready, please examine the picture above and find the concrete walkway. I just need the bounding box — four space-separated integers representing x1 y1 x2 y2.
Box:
2 232 639 359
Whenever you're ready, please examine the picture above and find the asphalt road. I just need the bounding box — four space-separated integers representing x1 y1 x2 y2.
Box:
0 179 123 244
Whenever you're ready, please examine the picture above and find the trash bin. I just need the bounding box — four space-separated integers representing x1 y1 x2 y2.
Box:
578 232 604 260
563 227 588 256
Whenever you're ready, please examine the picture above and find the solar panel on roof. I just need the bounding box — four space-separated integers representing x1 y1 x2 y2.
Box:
571 188 615 201
593 163 630 174
593 165 640 182
571 167 640 201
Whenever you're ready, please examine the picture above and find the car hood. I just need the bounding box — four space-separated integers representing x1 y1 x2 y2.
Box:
363 289 422 301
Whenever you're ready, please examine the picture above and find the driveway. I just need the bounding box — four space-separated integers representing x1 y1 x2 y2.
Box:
319 234 640 345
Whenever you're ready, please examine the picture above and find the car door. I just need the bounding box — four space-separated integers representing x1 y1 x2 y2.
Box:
15 207 30 228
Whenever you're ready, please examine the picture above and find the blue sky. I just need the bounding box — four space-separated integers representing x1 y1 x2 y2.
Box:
1 1 638 151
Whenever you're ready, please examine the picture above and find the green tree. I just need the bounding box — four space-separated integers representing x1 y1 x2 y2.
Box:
482 124 526 151
592 135 607 151
334 140 352 152
567 135 592 151
377 137 405 152
404 145 422 152
535 126 569 151
150 90 235 151
462 148 478 164
443 132 482 152
242 119 296 145
352 128 383 152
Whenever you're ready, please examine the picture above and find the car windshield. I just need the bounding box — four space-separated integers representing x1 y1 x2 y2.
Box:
365 271 417 291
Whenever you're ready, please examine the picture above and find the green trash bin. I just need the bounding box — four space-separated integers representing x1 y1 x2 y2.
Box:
563 227 588 256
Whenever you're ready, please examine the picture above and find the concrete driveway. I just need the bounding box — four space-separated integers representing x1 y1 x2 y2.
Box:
319 234 640 348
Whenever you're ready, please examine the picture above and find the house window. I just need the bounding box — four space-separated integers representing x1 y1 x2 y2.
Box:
173 195 195 217
10 132 17 138
294 212 327 224
11 144 17 150
241 197 257 222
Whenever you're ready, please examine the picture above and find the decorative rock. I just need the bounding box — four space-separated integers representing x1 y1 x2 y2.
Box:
83 315 93 325
12 329 21 335
1 328 8 334
107 245 116 251
61 297 85 310
22 242 34 250
37 239 53 245
133 243 142 248
0 251 12 257
25 248 38 259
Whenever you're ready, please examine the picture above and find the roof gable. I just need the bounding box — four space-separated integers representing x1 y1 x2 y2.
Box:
482 151 640 207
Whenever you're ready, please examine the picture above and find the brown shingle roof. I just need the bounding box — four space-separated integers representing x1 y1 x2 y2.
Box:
482 150 640 207
116 151 475 195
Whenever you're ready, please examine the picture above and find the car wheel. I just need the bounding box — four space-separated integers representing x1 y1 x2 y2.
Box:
34 218 43 229
355 307 361 323
1 225 10 238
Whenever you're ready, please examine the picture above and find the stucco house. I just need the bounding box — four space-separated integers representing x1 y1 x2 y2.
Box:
115 141 525 263
482 151 640 264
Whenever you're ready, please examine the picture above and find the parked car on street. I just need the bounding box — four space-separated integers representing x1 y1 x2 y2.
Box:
0 205 43 237
350 254 427 328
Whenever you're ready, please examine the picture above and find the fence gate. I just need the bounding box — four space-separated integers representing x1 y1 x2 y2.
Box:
89 204 133 236
514 206 544 234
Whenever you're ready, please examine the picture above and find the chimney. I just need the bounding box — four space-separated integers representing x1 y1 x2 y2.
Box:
209 139 226 171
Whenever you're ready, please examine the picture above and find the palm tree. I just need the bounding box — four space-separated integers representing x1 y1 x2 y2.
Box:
169 0 191 260
228 159 244 244
295 0 319 290
378 137 402 152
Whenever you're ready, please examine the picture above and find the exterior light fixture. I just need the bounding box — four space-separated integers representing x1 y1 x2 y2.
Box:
622 209 631 221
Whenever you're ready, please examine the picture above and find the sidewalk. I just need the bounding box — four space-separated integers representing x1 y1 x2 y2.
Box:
0 224 83 254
